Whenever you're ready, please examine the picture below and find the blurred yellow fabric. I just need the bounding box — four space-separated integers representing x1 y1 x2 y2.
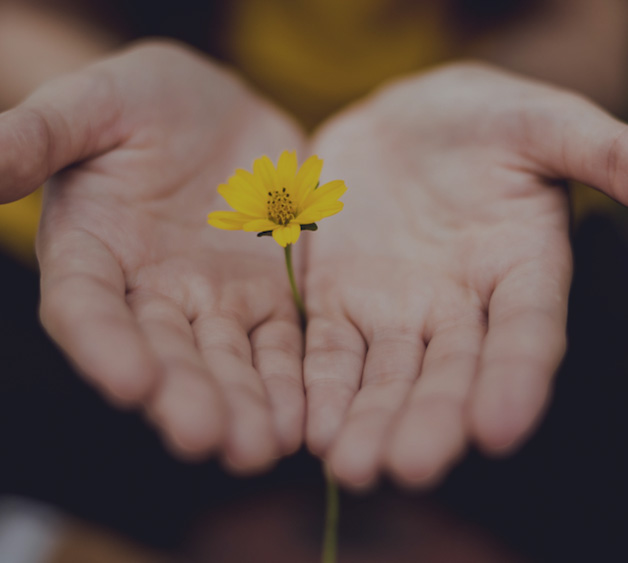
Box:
225 0 452 129
0 188 41 266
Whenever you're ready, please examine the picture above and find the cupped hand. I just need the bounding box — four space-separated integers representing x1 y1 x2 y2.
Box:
0 41 307 471
304 63 628 488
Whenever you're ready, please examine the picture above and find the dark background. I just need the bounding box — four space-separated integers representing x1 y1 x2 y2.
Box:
1 1 627 560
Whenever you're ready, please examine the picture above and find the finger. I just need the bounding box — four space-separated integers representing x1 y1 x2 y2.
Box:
327 328 424 489
250 315 304 455
39 230 158 404
520 93 628 204
469 256 571 453
128 292 226 458
193 314 278 473
0 66 122 202
385 318 485 487
304 317 367 456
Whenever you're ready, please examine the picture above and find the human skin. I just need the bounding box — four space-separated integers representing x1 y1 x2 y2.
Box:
0 41 306 473
0 1 119 109
305 63 628 487
1 3 628 484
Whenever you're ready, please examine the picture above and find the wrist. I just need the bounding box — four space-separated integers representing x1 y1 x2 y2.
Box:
0 3 120 109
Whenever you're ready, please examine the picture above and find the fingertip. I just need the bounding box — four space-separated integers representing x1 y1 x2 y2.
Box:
222 450 278 477
222 440 279 476
161 431 221 463
385 402 466 488
91 355 159 407
149 372 227 458
388 464 446 491
470 370 552 455
325 421 387 491
0 107 50 202
325 453 378 493
267 395 303 457
165 417 225 461
275 408 304 456
264 377 305 456
222 408 280 475
305 405 343 457
305 383 356 457
385 454 446 490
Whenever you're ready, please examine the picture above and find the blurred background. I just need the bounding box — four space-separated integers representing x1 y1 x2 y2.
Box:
1 0 628 561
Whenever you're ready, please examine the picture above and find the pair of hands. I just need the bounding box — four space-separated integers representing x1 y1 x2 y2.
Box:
1 41 625 488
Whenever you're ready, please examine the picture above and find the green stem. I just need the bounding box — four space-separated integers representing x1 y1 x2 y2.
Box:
322 465 340 563
284 244 306 325
282 243 339 563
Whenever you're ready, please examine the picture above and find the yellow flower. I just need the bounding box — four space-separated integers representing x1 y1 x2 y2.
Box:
208 150 346 247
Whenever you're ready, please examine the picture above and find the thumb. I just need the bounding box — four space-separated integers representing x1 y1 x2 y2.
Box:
521 92 628 204
0 67 123 203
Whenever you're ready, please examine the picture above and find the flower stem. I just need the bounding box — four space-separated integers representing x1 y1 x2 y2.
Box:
284 244 306 325
322 465 340 563
282 244 339 563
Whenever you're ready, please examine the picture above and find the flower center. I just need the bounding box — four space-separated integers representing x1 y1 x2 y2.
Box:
267 187 295 226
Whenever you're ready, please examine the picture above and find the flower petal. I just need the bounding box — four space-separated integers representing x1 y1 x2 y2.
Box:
295 201 344 224
277 150 298 193
293 155 323 206
232 169 266 199
271 223 301 247
271 226 289 247
217 182 266 216
301 179 347 209
254 155 280 194
207 210 255 230
243 218 277 232
286 222 301 245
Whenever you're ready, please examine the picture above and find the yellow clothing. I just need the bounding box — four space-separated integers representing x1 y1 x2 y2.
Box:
224 0 452 129
0 188 40 266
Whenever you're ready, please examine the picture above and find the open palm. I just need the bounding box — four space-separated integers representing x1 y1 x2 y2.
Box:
304 63 627 487
1 42 306 471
